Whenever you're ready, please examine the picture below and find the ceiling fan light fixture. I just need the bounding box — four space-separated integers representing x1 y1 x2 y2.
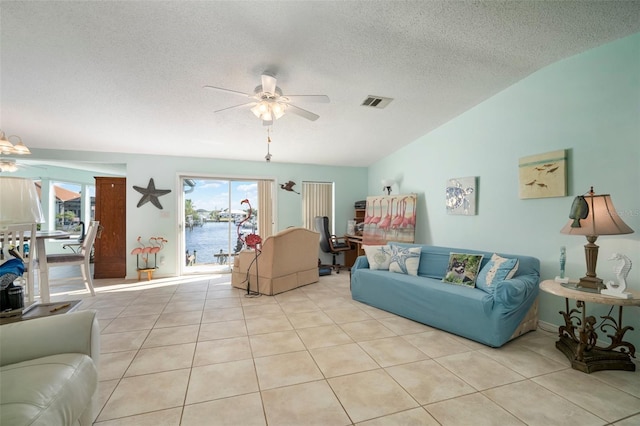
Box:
9 136 31 155
0 159 18 173
0 132 13 154
251 101 275 121
0 130 32 156
272 103 286 120
206 73 328 124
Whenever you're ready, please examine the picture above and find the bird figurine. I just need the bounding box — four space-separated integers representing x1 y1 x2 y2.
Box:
280 181 300 194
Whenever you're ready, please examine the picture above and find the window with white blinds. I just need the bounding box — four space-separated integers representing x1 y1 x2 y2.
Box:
257 180 274 239
302 181 334 232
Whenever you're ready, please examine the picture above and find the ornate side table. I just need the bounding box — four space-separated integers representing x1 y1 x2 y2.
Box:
540 279 639 373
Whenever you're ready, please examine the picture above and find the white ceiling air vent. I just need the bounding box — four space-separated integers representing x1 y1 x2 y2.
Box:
361 95 393 109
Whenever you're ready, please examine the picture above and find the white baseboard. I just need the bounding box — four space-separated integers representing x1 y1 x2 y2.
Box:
537 320 558 334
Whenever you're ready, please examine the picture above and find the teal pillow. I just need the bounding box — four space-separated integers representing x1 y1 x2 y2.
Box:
389 245 421 276
476 253 519 294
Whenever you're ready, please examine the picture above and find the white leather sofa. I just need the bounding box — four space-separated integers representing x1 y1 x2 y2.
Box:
0 310 100 425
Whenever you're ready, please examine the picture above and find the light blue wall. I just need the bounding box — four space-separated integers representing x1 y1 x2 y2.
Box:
125 155 367 276
25 148 368 277
369 33 640 348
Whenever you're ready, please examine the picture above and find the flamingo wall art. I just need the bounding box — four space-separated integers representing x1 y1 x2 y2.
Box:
362 194 417 245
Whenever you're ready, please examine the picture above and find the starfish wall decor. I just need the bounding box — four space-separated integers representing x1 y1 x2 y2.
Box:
133 178 171 209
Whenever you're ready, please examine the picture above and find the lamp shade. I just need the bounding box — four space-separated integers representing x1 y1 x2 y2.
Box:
0 177 44 228
560 192 633 236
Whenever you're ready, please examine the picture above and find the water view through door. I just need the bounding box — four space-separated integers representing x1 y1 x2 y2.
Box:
181 177 258 274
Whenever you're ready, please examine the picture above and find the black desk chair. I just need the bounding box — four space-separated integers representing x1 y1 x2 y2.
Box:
62 221 86 254
315 216 351 273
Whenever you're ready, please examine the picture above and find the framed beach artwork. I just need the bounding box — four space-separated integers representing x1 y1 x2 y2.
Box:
446 177 477 215
518 149 567 199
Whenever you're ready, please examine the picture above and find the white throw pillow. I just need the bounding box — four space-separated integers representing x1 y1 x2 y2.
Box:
388 245 421 276
363 245 392 270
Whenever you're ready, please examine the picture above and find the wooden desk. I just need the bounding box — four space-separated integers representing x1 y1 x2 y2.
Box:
540 279 639 373
345 234 364 267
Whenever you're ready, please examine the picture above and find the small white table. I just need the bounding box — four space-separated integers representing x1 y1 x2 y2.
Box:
540 279 640 373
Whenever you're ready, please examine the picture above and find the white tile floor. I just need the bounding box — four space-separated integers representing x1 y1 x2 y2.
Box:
44 268 640 425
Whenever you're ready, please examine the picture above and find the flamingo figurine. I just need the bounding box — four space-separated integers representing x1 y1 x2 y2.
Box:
237 199 262 249
131 236 148 269
148 237 167 268
148 237 158 252
140 239 153 268
237 199 263 295
130 236 144 255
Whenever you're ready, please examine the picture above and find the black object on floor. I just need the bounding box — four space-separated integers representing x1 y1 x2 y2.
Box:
319 266 332 276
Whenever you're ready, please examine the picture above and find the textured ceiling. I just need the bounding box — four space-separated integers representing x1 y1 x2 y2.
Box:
1 1 639 168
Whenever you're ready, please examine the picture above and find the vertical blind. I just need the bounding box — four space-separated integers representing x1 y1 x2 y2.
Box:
257 180 273 239
302 181 333 231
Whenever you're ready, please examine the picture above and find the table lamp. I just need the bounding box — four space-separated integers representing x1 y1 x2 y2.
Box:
381 179 395 195
560 187 634 290
0 177 44 229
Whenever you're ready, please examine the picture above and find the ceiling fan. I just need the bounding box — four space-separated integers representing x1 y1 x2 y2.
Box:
204 73 329 126
0 158 20 173
0 158 42 173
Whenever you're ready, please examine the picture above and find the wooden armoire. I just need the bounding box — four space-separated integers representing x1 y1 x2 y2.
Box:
94 177 126 278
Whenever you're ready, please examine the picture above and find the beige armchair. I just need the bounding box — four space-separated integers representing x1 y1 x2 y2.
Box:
231 227 320 295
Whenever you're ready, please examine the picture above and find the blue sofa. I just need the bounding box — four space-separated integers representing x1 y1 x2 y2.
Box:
350 244 540 347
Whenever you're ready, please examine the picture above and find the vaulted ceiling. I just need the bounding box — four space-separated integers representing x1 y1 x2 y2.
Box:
2 1 639 167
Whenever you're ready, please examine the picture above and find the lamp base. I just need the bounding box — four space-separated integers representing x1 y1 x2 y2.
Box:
556 335 636 373
577 276 604 290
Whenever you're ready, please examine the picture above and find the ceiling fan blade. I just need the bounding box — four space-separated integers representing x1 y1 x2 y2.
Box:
214 101 256 113
282 95 330 103
286 104 320 121
261 74 277 95
203 85 253 98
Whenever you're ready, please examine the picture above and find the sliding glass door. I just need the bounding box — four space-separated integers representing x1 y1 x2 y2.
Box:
179 176 273 275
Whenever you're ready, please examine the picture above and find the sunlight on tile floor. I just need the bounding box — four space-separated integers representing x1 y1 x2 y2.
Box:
43 268 640 425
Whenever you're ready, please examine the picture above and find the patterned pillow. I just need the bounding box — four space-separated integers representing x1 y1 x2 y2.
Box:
363 245 392 270
442 253 484 288
389 245 421 276
476 253 519 294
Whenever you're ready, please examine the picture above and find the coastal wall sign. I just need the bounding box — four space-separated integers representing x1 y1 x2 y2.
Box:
133 178 171 209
